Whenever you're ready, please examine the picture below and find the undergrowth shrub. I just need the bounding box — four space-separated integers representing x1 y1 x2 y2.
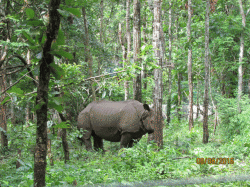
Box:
217 95 250 140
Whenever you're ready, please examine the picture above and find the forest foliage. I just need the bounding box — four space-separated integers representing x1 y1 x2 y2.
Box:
0 0 250 186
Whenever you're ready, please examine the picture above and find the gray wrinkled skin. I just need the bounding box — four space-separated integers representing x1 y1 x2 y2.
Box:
77 100 154 151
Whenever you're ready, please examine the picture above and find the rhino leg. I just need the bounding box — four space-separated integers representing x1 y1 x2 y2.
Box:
93 134 104 151
128 138 141 148
128 140 134 148
120 133 132 148
85 138 92 151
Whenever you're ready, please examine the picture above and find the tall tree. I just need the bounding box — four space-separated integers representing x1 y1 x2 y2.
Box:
187 0 193 131
118 22 128 100
34 0 61 186
82 7 96 101
0 64 7 148
152 0 163 148
133 0 141 102
125 0 131 100
238 0 246 113
98 0 104 100
166 0 172 124
0 0 10 149
203 0 210 143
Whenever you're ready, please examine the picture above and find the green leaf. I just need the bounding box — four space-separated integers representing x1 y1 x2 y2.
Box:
56 29 65 45
26 20 44 26
244 143 250 148
7 86 24 95
33 102 44 112
52 121 70 129
65 0 71 5
50 49 73 60
22 31 35 45
26 8 35 19
48 101 63 113
0 96 10 105
50 62 65 80
51 97 62 105
57 9 69 17
64 8 81 17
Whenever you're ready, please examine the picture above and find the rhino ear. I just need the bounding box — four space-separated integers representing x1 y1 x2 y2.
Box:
141 110 149 120
143 104 150 111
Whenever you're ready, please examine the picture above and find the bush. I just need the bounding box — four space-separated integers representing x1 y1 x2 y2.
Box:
217 95 250 140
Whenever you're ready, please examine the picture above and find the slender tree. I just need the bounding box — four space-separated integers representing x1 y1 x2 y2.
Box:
238 0 246 113
82 7 96 101
152 0 163 148
187 0 193 131
34 0 61 186
203 0 210 143
177 72 182 121
166 0 172 124
98 0 104 100
125 0 131 100
0 0 10 149
0 65 7 148
118 22 129 100
133 0 142 102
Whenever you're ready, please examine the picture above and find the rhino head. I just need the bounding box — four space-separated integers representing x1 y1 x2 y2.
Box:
140 104 154 134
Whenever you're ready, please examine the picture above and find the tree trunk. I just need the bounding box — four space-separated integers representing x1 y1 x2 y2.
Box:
151 0 163 148
58 113 69 163
203 0 210 144
82 7 96 101
248 77 250 98
238 0 246 113
118 23 129 101
124 0 131 100
175 17 181 121
10 81 15 125
26 102 30 127
98 0 104 100
47 128 54 166
141 4 147 91
166 1 172 125
196 81 200 120
26 49 31 127
177 72 182 121
187 0 193 131
34 0 61 186
16 149 21 169
0 68 7 148
0 0 10 149
221 72 225 95
133 0 142 102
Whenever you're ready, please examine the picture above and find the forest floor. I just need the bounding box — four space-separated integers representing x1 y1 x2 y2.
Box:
0 118 249 186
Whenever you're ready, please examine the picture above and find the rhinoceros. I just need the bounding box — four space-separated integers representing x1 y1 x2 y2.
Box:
77 100 154 151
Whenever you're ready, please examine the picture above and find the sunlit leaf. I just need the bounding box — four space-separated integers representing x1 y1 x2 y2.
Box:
64 8 81 17
0 96 10 105
7 86 24 95
52 121 70 129
50 62 65 80
56 29 65 45
48 101 63 113
26 8 35 19
50 49 73 60
22 31 35 45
